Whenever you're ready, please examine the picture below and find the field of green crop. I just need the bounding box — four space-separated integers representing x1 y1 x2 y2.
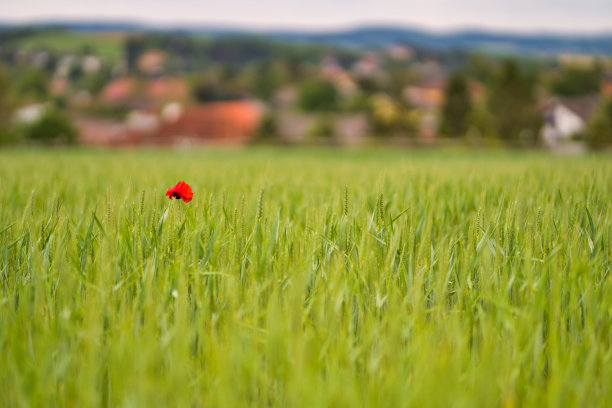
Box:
1 148 611 407
19 31 123 61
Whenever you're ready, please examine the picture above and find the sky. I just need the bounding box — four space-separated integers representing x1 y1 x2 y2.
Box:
2 0 612 33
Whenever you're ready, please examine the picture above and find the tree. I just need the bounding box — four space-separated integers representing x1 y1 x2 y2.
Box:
191 66 249 103
551 64 602 97
254 112 280 142
248 61 289 101
0 64 17 145
81 70 109 96
586 98 612 149
15 68 49 101
0 64 11 124
355 76 383 94
124 36 144 73
368 93 416 137
192 78 223 102
440 73 472 137
369 93 400 135
487 59 541 143
465 53 498 83
68 63 84 83
307 115 335 139
298 79 338 112
24 109 78 144
466 106 498 141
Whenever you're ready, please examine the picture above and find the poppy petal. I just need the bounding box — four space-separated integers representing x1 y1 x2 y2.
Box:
166 181 193 203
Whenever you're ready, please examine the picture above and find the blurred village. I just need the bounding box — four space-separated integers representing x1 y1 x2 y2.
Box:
1 27 612 150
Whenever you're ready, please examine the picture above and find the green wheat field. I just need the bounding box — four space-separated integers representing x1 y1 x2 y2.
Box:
1 148 611 407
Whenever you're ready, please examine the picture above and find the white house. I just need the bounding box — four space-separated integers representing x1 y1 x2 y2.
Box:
540 96 599 148
14 103 48 124
541 103 584 146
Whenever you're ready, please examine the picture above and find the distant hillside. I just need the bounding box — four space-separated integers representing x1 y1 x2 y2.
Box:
1 21 612 55
266 27 612 55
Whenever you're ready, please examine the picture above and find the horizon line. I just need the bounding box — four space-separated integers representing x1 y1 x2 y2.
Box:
1 16 612 37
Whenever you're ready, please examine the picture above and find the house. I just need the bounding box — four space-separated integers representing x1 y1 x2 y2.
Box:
352 53 383 78
411 61 443 81
126 111 159 134
403 78 446 139
332 72 358 99
320 56 342 76
334 114 369 145
71 91 92 107
82 56 102 73
320 63 357 99
55 56 75 78
540 96 600 147
31 51 50 68
76 117 134 146
273 86 298 110
602 73 612 98
100 77 188 109
386 45 413 61
148 100 263 145
468 80 486 105
101 77 138 105
147 78 189 103
401 77 484 140
51 78 69 96
77 100 262 146
277 112 315 142
138 49 166 75
403 78 445 110
277 111 368 144
14 103 47 124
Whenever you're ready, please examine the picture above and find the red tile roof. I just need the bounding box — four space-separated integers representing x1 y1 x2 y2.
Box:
152 100 262 144
100 77 189 107
101 78 135 103
147 78 188 102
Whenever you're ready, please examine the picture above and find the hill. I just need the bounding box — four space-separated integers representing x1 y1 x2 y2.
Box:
1 21 611 55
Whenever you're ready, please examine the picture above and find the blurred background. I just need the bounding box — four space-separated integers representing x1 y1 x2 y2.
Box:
1 0 611 151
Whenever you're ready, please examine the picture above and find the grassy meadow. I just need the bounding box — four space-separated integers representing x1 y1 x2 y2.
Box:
1 148 611 407
18 31 124 62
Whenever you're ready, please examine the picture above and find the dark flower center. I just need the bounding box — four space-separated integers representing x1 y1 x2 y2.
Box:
172 191 180 198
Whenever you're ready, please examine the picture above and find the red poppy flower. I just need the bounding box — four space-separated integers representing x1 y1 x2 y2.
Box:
166 181 193 203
